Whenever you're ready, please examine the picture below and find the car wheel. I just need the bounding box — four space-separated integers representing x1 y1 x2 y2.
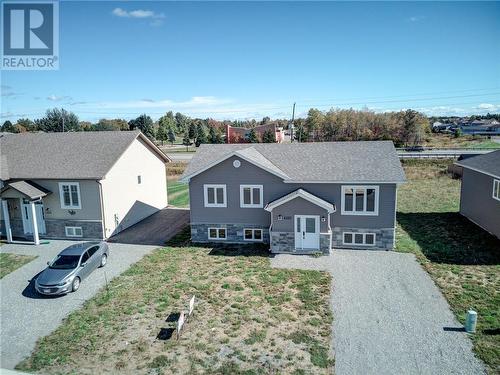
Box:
99 254 107 268
72 277 81 292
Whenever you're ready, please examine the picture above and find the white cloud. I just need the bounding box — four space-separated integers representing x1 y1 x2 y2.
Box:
47 94 72 102
112 8 165 19
476 103 499 110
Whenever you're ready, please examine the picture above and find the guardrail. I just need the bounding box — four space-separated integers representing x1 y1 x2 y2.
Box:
398 152 462 159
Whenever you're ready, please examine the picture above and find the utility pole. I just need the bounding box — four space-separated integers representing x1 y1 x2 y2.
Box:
290 102 296 142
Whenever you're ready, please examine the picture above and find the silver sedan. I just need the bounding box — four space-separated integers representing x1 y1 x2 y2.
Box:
35 241 109 295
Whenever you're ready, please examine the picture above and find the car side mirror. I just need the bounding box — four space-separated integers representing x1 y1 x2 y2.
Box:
80 263 85 267
46 261 50 266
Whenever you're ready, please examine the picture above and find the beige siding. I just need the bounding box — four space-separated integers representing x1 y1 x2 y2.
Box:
100 138 168 237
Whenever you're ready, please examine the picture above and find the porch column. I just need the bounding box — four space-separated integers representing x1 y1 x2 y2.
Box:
1 200 13 243
29 201 40 245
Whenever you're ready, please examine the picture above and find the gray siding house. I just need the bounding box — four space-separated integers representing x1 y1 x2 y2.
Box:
0 131 170 244
456 150 500 239
181 141 406 254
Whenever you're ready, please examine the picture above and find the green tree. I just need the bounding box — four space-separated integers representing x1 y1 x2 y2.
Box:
129 114 155 139
294 124 308 142
156 123 168 145
94 118 128 131
188 121 197 139
167 126 176 145
215 130 224 144
175 112 188 134
182 126 192 151
262 129 275 143
305 108 324 141
248 128 259 143
208 126 217 143
1 120 16 133
35 108 80 132
195 123 208 147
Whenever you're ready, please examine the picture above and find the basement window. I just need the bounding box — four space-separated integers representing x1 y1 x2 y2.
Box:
244 228 263 241
343 232 376 246
65 226 83 237
208 228 227 240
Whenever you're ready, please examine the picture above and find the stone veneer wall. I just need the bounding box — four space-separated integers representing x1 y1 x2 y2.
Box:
191 223 270 244
270 231 331 255
0 219 103 240
332 227 394 250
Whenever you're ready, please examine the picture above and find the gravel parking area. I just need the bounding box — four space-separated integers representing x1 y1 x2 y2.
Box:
271 250 486 375
0 240 157 369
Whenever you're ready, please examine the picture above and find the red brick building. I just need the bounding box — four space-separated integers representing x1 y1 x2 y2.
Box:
226 123 284 143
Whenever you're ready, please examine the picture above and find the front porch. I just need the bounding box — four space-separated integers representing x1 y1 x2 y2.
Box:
0 180 51 245
265 189 335 255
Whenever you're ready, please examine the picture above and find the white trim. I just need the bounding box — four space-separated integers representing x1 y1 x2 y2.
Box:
455 163 500 180
342 232 376 246
203 184 227 208
58 182 82 209
243 228 263 242
65 226 83 237
240 185 264 208
207 227 227 240
265 188 335 213
294 214 320 250
341 185 379 216
493 179 500 202
181 150 289 182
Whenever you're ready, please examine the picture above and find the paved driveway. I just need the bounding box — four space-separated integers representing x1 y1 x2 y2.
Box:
0 240 157 369
271 250 485 375
108 208 189 245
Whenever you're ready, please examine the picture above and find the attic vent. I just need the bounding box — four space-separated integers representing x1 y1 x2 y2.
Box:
233 159 241 168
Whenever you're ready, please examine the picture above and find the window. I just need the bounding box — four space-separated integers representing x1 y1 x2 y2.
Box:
208 227 227 240
343 232 376 246
59 182 81 209
493 179 500 202
87 246 99 258
65 226 83 237
240 185 263 208
244 228 263 241
137 175 142 184
341 186 379 215
81 251 90 264
204 184 227 207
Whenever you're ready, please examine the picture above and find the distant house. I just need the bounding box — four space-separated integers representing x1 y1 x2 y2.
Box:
0 131 170 244
181 141 405 254
455 150 500 239
226 123 284 143
459 119 500 136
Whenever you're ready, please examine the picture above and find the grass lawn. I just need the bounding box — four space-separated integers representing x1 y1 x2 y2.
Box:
167 177 189 208
0 253 37 279
17 229 333 374
423 134 500 149
396 159 500 373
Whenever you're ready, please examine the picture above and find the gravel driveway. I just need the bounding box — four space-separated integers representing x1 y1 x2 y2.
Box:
0 240 157 369
271 250 485 375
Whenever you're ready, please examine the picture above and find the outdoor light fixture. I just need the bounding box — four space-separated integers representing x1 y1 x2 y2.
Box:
68 210 76 215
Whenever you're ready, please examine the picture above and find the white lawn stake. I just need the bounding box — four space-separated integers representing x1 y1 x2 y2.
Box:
189 295 195 316
177 311 185 340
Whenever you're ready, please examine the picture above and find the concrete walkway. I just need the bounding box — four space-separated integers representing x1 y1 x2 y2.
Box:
108 207 189 245
0 240 157 369
271 250 485 375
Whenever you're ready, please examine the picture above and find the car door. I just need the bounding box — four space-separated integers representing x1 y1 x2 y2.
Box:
86 246 100 271
78 251 91 279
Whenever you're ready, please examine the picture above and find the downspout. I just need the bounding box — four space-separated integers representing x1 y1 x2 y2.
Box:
97 180 107 240
269 210 273 252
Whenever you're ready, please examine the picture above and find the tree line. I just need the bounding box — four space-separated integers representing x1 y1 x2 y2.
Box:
5 106 493 147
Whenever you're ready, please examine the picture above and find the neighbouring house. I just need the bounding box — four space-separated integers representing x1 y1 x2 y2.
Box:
0 130 170 244
180 141 405 254
455 150 500 239
226 123 284 143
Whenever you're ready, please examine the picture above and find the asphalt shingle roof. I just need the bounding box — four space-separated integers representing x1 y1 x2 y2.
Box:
455 150 500 178
0 130 168 180
182 141 406 183
0 180 51 199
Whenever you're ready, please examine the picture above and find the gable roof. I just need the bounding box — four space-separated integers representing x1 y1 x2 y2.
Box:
264 189 335 213
181 141 405 183
0 180 51 200
0 130 170 180
455 150 500 179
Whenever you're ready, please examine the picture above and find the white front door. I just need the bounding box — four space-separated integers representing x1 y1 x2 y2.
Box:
294 215 320 250
21 199 46 235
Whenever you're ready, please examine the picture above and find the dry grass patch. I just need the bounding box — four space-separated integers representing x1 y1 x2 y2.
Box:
0 252 37 279
17 229 333 374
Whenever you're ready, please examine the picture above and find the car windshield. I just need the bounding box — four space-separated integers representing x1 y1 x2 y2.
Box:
49 255 80 269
